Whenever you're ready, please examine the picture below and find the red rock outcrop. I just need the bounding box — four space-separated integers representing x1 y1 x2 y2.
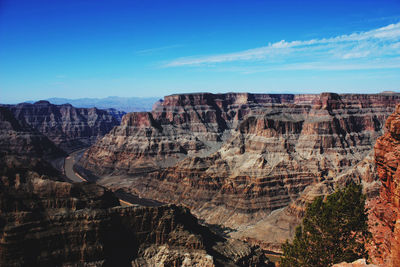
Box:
368 104 400 266
79 92 400 251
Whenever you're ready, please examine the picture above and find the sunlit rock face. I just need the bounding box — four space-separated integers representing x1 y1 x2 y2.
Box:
368 104 400 266
79 92 400 251
4 100 121 152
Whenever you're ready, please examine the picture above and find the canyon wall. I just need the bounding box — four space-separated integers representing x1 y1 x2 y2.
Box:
368 104 400 266
79 92 400 251
0 106 66 179
4 101 122 152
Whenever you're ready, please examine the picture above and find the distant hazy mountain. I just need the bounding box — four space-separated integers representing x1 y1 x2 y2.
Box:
45 96 160 112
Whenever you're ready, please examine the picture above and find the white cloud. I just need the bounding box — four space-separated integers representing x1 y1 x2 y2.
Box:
165 22 400 70
136 44 183 55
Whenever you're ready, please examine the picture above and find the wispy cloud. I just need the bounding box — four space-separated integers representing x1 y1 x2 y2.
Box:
136 44 183 55
165 22 400 71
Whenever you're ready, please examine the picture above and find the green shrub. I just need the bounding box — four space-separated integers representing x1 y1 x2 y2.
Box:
280 182 370 267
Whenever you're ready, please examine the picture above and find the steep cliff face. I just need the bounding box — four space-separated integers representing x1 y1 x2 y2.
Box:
104 108 126 123
0 106 66 179
0 106 64 158
368 104 400 266
5 101 121 152
80 92 400 251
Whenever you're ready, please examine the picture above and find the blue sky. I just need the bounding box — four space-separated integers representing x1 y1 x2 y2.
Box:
1 0 400 103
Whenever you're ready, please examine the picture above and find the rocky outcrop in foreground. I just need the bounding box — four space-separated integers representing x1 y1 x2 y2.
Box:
4 101 122 152
79 92 400 251
0 173 269 266
368 104 400 266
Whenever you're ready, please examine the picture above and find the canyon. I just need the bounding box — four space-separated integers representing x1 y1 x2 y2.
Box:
0 103 269 266
2 93 400 265
78 92 400 251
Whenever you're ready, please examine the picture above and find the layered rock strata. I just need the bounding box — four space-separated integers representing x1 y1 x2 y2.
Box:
4 101 121 152
79 92 400 250
0 106 64 158
0 106 66 178
0 176 268 266
368 104 400 266
0 106 269 266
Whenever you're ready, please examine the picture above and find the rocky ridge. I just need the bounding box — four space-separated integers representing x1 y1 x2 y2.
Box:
0 106 66 178
3 101 122 152
79 92 400 251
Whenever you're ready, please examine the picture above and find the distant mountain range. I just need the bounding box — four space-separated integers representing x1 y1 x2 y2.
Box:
39 96 160 112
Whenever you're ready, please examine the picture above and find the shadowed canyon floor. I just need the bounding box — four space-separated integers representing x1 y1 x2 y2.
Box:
78 92 400 251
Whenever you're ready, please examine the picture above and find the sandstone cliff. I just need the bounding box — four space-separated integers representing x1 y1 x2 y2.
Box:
368 104 400 266
79 92 400 251
4 101 121 152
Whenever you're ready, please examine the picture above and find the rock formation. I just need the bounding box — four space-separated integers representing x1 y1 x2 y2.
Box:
0 106 66 178
104 108 126 123
0 174 269 266
0 106 64 158
4 101 122 152
0 106 269 266
368 104 400 266
333 259 378 267
78 92 400 251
